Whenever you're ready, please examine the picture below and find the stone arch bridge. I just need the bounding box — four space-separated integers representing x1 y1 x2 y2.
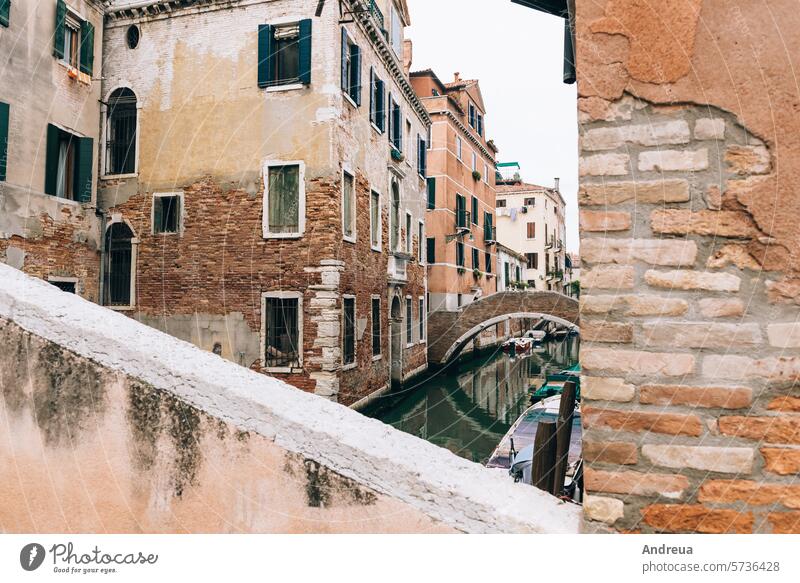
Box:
427 291 580 365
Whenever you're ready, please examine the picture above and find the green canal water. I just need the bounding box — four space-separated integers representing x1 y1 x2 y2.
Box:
366 336 580 464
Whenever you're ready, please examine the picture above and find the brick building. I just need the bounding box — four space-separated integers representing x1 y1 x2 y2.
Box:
0 0 104 301
409 70 499 312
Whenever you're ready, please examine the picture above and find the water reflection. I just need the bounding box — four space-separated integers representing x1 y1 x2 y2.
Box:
369 336 579 464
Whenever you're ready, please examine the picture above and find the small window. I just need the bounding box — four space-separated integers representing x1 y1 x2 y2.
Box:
126 25 140 49
50 280 76 294
472 247 479 269
484 162 489 183
471 196 478 225
418 221 424 263
496 199 507 208
45 124 92 202
342 170 355 241
104 222 134 307
527 222 536 239
153 194 181 234
484 212 493 241
371 297 381 357
418 298 425 341
426 177 436 210
468 103 476 128
525 197 536 206
63 16 80 69
457 293 462 308
472 151 477 172
391 180 400 250
456 240 465 267
106 88 137 176
426 237 435 264
485 250 492 273
341 30 361 105
527 253 539 270
456 136 462 161
343 296 355 366
417 134 427 177
370 190 380 250
264 162 303 237
258 21 312 88
389 95 402 151
263 294 301 369
477 113 483 137
390 2 403 56
456 194 467 229
405 298 413 344
369 71 385 131
405 212 412 253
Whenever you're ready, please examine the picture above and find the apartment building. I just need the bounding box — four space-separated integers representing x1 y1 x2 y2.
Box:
495 169 567 292
409 70 499 312
0 0 104 300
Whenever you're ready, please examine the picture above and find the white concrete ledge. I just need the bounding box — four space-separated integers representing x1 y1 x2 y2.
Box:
0 264 581 533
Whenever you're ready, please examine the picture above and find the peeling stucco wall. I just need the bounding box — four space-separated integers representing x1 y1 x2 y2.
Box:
577 0 800 533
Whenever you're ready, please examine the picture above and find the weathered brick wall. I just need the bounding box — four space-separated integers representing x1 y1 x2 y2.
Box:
577 0 800 533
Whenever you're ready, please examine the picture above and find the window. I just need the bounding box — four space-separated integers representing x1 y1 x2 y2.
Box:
484 211 493 241
0 0 9 27
369 69 385 131
50 279 76 294
405 211 412 253
426 177 436 209
526 253 539 270
468 102 476 128
371 297 381 357
456 240 465 267
504 262 510 287
264 162 304 237
341 29 361 105
342 170 355 241
484 162 489 183
418 221 424 263
527 222 536 239
472 151 477 172
472 247 479 269
516 265 521 281
390 2 403 56
126 25 140 49
63 16 80 68
417 134 427 177
104 222 134 307
471 196 478 225
370 190 380 250
525 197 536 206
53 2 94 75
418 297 425 342
105 88 137 176
257 20 312 88
405 297 413 345
496 199 507 208
456 194 468 229
0 102 8 182
477 113 483 137
262 293 302 369
485 251 492 273
457 293 462 308
426 237 435 264
389 95 402 152
456 136 462 161
391 180 400 250
44 124 92 202
153 193 182 234
343 296 355 367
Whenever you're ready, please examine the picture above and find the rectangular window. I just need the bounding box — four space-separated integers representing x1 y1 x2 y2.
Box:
0 102 8 182
418 297 425 342
484 211 493 242
417 134 427 177
390 2 402 56
63 15 80 69
263 295 301 369
484 162 489 183
405 212 412 253
457 293 462 308
370 190 380 249
516 265 521 281
477 113 483 137
342 170 355 241
527 222 536 239
527 252 539 270
341 29 361 105
389 95 402 151
472 151 477 172
406 298 412 345
456 240 465 267
456 194 468 229
525 197 536 206
44 123 93 203
153 193 181 235
471 196 478 225
369 69 386 131
105 90 137 176
343 296 355 366
468 102 476 128
496 199 507 208
0 0 9 28
258 20 311 88
504 262 510 287
265 163 302 236
485 251 492 273
371 297 381 357
456 136 462 161
472 247 479 269
418 221 424 263
50 280 76 294
426 237 435 264
426 177 436 209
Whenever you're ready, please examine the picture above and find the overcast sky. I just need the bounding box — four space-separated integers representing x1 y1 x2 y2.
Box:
406 0 579 252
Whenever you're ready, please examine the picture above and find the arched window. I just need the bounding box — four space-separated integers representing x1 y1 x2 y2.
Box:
104 222 134 306
391 180 400 251
106 88 137 175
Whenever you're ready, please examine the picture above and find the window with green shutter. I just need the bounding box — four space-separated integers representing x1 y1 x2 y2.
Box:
75 136 93 203
426 177 435 210
53 0 66 58
44 123 91 202
258 20 311 88
0 0 10 28
471 196 478 225
341 29 361 105
426 237 435 264
0 102 8 182
79 20 94 76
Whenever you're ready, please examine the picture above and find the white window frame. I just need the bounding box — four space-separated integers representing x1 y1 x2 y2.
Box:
342 294 357 371
342 167 356 243
100 85 140 179
456 136 462 161
151 191 185 236
262 159 306 239
370 188 382 252
48 276 80 296
405 210 412 254
418 296 425 343
417 220 424 264
472 151 477 172
61 11 81 70
104 217 139 311
260 290 304 373
371 294 382 361
405 294 413 348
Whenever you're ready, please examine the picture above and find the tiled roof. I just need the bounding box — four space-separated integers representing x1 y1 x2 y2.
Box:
496 182 553 193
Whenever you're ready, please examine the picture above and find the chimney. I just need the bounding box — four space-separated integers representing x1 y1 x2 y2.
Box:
554 177 560 191
403 39 413 77
453 72 461 83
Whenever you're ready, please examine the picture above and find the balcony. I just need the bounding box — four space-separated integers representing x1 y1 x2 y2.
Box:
546 269 564 282
389 252 411 283
370 0 385 31
456 209 471 232
484 225 496 244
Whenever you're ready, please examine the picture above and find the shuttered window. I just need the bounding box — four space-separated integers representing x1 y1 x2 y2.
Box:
0 102 8 182
417 134 426 177
53 0 66 58
456 240 464 267
343 297 355 365
472 247 479 269
471 196 478 225
370 190 380 249
266 164 301 235
258 20 311 88
371 297 381 356
426 177 435 209
426 237 435 264
527 222 536 239
0 0 10 27
405 299 412 344
44 124 92 202
370 70 386 132
341 29 361 105
79 20 94 75
342 170 355 240
485 251 492 273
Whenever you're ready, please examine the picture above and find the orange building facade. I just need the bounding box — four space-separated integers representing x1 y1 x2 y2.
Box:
410 71 499 312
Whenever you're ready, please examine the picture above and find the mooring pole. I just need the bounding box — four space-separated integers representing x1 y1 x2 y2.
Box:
551 380 577 496
530 420 557 493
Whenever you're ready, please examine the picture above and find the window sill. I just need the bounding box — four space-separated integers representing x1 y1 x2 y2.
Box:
342 362 358 372
370 244 382 253
343 235 357 244
343 93 359 108
108 305 136 312
265 366 303 374
263 232 304 239
153 231 180 236
372 354 382 362
266 83 305 93
101 173 138 180
371 122 383 135
405 342 414 349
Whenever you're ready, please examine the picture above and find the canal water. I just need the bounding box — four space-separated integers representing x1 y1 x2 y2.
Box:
366 336 579 464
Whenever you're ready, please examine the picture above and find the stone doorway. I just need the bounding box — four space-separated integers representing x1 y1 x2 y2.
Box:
390 294 403 388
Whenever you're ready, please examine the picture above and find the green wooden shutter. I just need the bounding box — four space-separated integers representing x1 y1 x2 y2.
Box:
53 0 66 58
75 137 93 203
257 25 272 88
79 20 94 75
0 0 10 28
340 28 348 93
426 238 435 264
369 67 374 124
471 196 478 224
426 177 435 210
353 44 361 105
44 124 60 195
0 102 8 181
298 19 312 85
376 79 385 132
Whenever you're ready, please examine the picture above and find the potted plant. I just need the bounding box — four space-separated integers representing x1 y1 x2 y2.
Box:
473 268 483 279
472 170 482 182
457 267 466 275
391 148 405 162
